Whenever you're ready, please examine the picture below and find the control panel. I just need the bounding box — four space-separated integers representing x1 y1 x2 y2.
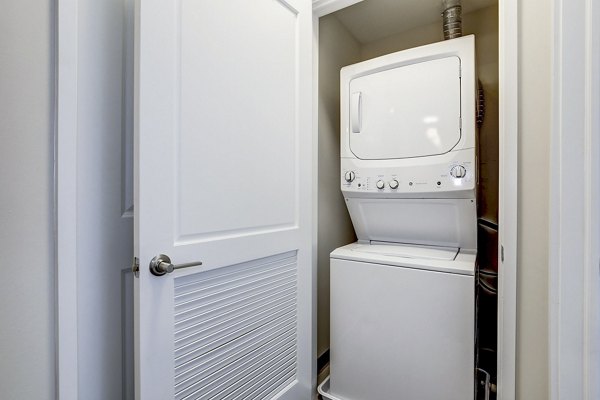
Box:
341 159 475 194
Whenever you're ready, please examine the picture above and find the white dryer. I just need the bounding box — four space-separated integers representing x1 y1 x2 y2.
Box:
340 35 477 247
324 36 477 400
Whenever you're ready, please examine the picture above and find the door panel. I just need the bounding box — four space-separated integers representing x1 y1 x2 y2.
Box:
349 56 461 160
134 1 313 399
177 0 299 241
173 253 298 400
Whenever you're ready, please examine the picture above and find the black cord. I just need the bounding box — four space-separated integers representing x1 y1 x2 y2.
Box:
479 279 497 294
478 218 498 231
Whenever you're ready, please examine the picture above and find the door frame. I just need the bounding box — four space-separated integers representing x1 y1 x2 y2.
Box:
55 0 519 398
497 1 518 398
56 0 79 398
312 0 519 399
549 0 600 399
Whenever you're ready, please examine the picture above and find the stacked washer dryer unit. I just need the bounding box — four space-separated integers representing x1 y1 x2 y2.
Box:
329 36 477 400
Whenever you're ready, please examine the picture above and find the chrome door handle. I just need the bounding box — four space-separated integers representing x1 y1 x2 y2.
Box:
149 254 202 276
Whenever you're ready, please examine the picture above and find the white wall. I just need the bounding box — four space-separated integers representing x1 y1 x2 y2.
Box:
0 1 56 399
317 14 361 357
0 0 135 398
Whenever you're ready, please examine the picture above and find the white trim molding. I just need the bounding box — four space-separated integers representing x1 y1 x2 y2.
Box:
549 0 600 399
56 0 79 398
497 0 518 398
586 2 600 397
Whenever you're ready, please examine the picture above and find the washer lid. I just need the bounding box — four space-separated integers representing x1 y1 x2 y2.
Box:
352 242 458 261
348 56 461 160
331 242 476 275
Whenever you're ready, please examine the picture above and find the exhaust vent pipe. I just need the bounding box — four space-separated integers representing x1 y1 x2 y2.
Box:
442 0 462 40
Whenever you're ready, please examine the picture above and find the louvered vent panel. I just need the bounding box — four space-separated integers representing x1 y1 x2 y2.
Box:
173 252 298 400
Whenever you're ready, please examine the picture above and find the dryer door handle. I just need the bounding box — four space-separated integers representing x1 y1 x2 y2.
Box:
351 91 362 133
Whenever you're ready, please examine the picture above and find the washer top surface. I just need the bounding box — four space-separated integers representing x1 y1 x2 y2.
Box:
352 241 459 260
331 241 476 275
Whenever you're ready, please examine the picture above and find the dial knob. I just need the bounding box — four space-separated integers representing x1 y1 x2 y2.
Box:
389 179 399 189
450 165 467 179
376 180 385 190
344 171 356 182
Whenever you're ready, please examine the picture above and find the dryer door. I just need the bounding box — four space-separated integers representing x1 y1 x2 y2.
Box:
349 56 462 160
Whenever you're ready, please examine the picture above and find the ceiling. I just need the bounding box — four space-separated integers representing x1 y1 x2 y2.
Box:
333 0 497 44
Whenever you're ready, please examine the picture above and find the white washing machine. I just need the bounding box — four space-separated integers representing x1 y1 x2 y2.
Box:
322 36 477 400
330 244 475 400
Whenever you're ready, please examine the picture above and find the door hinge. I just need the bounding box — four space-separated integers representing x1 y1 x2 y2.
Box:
501 245 505 263
132 257 140 278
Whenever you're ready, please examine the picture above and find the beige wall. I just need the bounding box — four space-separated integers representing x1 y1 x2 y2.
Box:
0 1 56 399
516 0 551 398
317 14 361 357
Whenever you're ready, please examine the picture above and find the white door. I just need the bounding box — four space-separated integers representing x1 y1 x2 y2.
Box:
134 1 314 399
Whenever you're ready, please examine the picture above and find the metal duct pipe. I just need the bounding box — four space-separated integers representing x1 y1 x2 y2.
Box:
442 0 462 40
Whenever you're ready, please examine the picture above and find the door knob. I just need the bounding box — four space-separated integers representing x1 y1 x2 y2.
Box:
149 254 203 276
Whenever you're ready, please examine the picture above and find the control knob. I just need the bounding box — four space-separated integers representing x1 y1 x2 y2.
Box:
450 165 467 179
344 171 356 182
376 180 385 190
389 179 399 189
